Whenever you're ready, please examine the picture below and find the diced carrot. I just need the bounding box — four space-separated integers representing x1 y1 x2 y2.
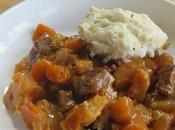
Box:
31 59 51 82
75 59 93 75
114 58 145 90
46 64 70 84
128 69 150 101
111 97 149 130
32 24 57 41
64 35 85 51
110 96 136 122
155 53 173 69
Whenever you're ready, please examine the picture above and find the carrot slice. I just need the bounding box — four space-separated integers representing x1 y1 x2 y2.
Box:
110 96 136 122
64 35 85 51
46 64 70 84
31 59 51 82
111 97 148 130
128 69 150 101
32 24 57 41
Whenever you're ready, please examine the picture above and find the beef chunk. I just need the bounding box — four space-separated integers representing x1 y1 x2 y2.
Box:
155 64 175 98
57 90 75 112
29 34 53 64
55 48 78 66
33 34 53 55
73 68 114 98
145 91 159 106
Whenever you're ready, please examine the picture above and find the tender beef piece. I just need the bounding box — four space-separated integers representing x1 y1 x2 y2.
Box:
55 48 78 66
33 34 53 55
155 64 175 98
67 53 79 65
145 91 159 106
73 68 114 98
57 90 75 112
29 34 53 64
40 81 64 102
99 83 117 100
103 64 117 74
76 46 90 59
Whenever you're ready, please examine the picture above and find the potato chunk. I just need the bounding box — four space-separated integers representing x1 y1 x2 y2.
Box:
61 95 108 130
75 59 93 75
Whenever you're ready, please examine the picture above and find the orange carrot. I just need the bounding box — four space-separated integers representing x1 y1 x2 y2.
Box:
111 97 149 130
110 96 136 122
64 35 85 51
128 69 150 101
32 24 57 41
46 64 70 84
31 59 51 82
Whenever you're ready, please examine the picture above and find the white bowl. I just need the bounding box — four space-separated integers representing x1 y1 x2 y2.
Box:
0 0 175 129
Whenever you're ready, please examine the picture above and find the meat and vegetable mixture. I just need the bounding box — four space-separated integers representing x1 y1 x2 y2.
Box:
3 23 175 130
